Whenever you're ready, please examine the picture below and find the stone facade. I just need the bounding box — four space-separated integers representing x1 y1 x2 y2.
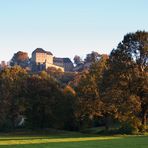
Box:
53 57 74 72
31 48 64 72
32 48 53 64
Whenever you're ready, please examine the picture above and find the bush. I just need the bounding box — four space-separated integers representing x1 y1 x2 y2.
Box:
119 123 138 134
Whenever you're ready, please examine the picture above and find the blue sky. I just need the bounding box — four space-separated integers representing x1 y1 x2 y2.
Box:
0 0 147 61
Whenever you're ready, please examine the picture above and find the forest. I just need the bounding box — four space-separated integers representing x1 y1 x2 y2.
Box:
0 31 147 134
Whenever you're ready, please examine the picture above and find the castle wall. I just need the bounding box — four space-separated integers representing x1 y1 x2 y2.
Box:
64 62 74 72
45 63 64 72
36 52 46 63
31 49 65 72
46 54 53 64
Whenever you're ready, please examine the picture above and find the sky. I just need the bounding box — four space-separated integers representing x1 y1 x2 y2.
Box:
0 0 147 61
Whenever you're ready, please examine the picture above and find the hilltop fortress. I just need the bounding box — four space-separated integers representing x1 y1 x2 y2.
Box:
5 48 74 72
1 48 102 72
31 48 74 72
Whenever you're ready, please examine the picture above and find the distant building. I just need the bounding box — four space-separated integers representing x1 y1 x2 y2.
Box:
31 48 64 72
53 57 74 72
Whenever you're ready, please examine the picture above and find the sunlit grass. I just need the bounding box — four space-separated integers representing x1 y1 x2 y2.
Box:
0 137 121 145
0 131 147 148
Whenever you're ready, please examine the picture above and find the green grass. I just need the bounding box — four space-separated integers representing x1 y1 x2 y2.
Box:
0 130 147 148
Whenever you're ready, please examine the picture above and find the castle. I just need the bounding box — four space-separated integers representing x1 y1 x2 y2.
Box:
1 49 104 73
31 48 73 72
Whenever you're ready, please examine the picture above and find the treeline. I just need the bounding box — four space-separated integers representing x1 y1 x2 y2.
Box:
74 31 148 133
0 31 147 134
0 67 77 131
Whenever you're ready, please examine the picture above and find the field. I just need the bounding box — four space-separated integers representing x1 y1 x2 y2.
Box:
0 131 147 148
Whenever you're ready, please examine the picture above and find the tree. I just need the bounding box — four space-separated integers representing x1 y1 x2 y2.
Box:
0 66 28 129
101 31 148 132
84 51 101 63
73 55 83 66
10 51 29 68
25 74 61 129
75 55 108 129
25 73 77 130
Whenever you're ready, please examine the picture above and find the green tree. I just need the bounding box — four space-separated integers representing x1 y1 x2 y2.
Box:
0 66 28 129
25 74 77 130
25 74 60 128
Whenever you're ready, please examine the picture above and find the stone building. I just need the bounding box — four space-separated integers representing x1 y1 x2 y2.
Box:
31 48 64 72
53 57 74 72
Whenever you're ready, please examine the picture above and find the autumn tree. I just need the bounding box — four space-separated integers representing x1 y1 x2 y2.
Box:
10 51 29 68
75 55 108 129
101 31 148 132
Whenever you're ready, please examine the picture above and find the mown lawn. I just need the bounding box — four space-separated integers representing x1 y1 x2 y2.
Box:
0 131 147 148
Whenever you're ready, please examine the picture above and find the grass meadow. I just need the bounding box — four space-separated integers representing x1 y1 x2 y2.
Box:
0 131 147 148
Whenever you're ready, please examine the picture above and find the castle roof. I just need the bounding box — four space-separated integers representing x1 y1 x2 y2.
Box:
63 58 72 63
53 57 72 63
46 51 53 55
32 48 53 55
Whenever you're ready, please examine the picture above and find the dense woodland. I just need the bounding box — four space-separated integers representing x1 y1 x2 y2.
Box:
0 31 147 134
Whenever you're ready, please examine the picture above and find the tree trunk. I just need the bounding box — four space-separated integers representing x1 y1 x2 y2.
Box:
142 111 147 130
105 116 110 130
